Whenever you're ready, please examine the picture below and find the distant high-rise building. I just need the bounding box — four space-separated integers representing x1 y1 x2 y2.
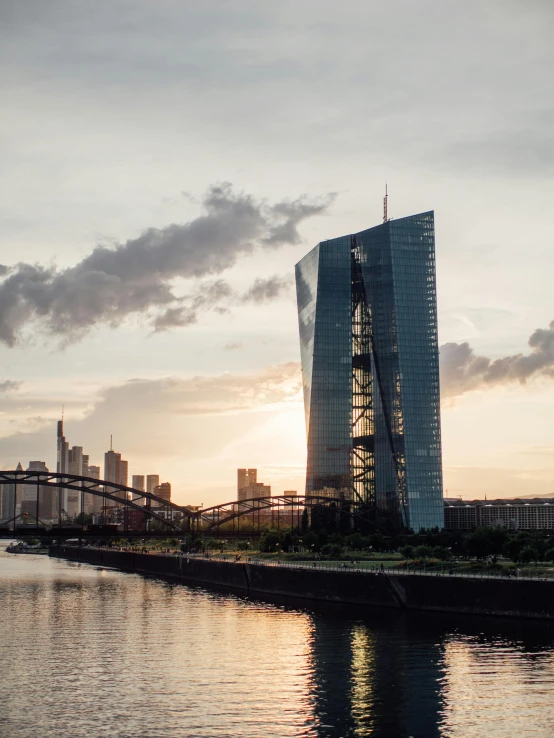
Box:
66 446 84 517
56 417 69 515
295 209 444 531
237 469 257 497
132 475 145 491
57 419 69 475
84 464 102 514
120 460 128 487
237 469 270 502
104 443 129 504
147 475 160 493
145 475 160 508
1 462 22 522
153 482 171 504
55 418 98 519
131 475 145 504
22 461 55 521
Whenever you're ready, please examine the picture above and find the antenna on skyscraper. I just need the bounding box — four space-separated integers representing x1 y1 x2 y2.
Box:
110 434 113 451
383 184 388 223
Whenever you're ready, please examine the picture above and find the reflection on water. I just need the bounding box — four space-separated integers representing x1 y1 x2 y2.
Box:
1 543 554 738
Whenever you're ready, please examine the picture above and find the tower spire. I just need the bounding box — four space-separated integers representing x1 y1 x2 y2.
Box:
383 184 388 224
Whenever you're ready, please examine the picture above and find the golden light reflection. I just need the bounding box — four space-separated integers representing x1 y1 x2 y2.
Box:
350 625 377 737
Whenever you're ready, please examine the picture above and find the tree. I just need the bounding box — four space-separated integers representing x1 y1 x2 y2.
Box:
237 540 250 551
302 530 319 552
519 545 539 565
345 533 367 551
310 503 337 533
415 545 433 560
259 529 282 553
544 547 554 562
505 532 531 563
399 545 415 559
301 508 309 534
431 546 451 561
321 543 343 558
464 529 493 559
368 533 386 552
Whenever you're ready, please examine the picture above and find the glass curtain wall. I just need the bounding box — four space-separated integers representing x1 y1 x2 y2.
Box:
296 211 444 530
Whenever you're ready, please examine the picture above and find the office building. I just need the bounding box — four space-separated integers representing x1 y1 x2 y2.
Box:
444 498 554 531
147 474 160 495
153 482 171 504
1 461 22 522
104 444 129 503
144 474 160 508
295 209 443 531
21 461 55 521
132 475 145 491
83 464 102 514
57 419 69 476
238 469 257 496
55 417 100 518
66 446 84 517
237 469 271 502
131 475 145 504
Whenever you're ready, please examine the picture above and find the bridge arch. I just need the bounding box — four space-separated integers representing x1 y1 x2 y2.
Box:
0 470 194 532
195 494 359 534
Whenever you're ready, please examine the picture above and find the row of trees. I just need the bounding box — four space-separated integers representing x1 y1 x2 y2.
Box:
250 525 554 563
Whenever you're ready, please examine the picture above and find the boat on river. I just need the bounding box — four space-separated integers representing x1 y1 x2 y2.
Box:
6 541 49 555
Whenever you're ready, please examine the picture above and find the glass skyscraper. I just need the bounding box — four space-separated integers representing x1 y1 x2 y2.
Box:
295 211 443 531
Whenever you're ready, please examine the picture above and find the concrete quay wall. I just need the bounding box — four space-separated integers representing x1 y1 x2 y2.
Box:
51 545 554 620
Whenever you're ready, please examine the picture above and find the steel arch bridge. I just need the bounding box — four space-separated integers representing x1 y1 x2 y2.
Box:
193 494 367 535
0 470 193 533
0 471 377 539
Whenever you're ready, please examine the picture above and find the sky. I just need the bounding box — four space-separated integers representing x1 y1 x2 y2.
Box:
1 0 554 506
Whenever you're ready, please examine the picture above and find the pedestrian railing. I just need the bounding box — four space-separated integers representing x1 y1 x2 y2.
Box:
180 553 554 583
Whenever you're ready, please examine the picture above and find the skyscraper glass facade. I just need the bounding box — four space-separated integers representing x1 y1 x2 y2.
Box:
295 211 444 531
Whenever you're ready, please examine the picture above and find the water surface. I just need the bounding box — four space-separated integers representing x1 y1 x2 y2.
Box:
1 542 554 738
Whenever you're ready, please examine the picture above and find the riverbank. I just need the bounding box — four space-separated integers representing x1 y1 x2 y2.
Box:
50 544 554 620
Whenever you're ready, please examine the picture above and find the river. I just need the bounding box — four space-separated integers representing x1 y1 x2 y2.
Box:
1 542 554 738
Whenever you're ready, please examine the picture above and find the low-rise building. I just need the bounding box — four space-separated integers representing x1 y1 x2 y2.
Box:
444 498 554 531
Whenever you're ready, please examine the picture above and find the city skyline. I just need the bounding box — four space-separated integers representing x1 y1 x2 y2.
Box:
1 2 554 507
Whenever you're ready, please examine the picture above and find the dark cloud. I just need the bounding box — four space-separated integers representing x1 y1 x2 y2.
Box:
0 380 20 393
440 320 554 397
152 279 234 333
0 184 334 346
241 275 292 303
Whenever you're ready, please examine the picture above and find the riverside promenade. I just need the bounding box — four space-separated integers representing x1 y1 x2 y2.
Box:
51 544 554 621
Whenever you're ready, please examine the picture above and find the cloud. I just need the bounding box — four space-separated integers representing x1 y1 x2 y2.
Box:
96 362 302 417
0 362 303 470
241 275 292 303
224 342 242 351
440 319 554 397
0 380 20 393
0 184 334 346
152 279 234 332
